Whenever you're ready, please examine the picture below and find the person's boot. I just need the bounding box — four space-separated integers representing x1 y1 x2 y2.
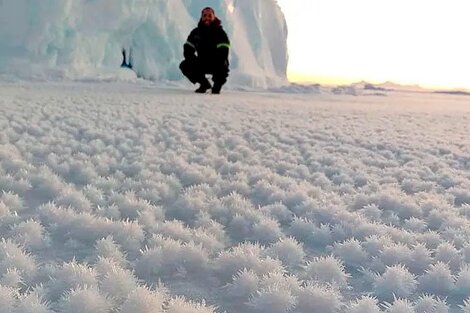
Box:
211 83 222 94
195 78 211 93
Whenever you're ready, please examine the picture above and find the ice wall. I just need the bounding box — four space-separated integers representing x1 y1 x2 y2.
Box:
0 0 288 88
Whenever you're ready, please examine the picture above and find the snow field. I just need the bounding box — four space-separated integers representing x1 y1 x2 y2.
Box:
0 82 470 312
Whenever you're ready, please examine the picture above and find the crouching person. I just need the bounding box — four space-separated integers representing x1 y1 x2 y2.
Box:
180 7 230 94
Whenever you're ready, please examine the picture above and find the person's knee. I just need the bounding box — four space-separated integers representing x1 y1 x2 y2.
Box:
179 60 189 72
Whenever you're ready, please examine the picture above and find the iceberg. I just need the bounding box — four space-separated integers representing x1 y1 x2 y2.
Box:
0 0 288 88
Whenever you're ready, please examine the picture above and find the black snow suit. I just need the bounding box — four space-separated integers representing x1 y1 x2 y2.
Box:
179 18 230 90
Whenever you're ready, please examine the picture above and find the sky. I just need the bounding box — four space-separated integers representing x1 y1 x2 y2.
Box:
276 0 470 90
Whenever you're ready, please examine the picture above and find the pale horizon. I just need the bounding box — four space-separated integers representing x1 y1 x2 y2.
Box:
277 0 470 91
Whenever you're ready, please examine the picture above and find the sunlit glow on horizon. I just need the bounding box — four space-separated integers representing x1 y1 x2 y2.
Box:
277 0 470 90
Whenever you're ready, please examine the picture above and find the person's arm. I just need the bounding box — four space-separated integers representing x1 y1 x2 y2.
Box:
184 30 198 60
215 29 230 65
